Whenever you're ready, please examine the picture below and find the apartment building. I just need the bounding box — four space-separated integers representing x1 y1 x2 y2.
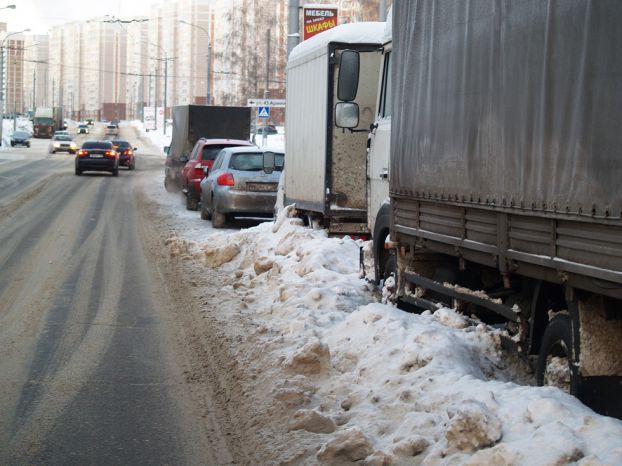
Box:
23 35 49 112
4 36 25 115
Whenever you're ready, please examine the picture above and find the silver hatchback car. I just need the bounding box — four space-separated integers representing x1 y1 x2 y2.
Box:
199 147 284 227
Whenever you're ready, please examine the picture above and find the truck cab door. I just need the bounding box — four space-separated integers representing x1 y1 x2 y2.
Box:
367 46 392 232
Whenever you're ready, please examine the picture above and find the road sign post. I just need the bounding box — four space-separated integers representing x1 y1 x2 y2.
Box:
257 106 270 119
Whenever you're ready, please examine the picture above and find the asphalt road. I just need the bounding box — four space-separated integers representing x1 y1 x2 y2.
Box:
0 124 226 465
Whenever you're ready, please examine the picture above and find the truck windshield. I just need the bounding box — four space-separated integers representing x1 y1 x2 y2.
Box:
35 118 54 125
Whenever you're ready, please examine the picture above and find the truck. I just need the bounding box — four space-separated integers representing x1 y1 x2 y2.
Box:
164 105 251 192
32 107 55 138
284 22 387 236
33 107 65 138
385 0 622 417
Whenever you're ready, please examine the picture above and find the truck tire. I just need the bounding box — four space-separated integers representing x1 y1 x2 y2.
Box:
211 209 226 228
164 176 175 193
536 315 581 395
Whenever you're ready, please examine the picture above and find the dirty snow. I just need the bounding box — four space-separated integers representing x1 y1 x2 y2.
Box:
149 175 622 464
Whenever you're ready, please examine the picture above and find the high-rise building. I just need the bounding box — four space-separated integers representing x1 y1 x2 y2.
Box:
23 35 49 112
5 35 25 115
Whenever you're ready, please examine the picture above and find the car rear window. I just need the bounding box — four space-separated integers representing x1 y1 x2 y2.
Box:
82 141 113 149
113 141 130 148
201 144 241 161
229 152 284 171
107 125 116 129
13 131 28 138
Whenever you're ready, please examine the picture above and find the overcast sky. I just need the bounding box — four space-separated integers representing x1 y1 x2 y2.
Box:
2 0 156 34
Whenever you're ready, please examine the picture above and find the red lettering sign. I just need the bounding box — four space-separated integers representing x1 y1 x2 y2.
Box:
303 5 339 41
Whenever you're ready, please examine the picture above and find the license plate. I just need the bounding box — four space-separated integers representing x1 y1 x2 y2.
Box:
90 154 103 158
246 182 277 192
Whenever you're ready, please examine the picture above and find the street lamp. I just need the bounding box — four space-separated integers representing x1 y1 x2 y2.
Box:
0 27 29 145
143 40 173 135
178 19 212 106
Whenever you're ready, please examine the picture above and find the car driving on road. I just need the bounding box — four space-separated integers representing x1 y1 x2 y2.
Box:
199 147 284 227
75 140 119 176
105 125 119 136
180 138 255 210
49 134 77 154
78 124 89 134
112 140 137 170
10 130 31 147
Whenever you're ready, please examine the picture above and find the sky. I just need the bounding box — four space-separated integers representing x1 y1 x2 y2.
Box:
2 0 156 34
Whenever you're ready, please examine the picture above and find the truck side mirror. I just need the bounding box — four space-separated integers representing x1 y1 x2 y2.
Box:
202 166 209 176
163 145 169 153
337 50 360 102
335 102 359 129
179 154 189 163
263 151 276 174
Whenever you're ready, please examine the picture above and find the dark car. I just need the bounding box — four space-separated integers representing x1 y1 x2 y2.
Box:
180 138 255 210
86 119 94 125
75 140 119 176
255 125 278 135
10 130 31 147
112 140 137 170
199 147 284 227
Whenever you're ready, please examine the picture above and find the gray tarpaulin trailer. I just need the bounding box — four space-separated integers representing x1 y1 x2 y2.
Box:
390 0 622 417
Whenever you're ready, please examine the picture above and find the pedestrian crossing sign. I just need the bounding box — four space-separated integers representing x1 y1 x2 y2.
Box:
258 106 270 118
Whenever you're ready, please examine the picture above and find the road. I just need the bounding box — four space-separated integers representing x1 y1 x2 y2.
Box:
0 124 234 465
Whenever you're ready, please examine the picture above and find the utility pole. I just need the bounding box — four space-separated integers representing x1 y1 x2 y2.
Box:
207 43 212 105
379 0 387 20
32 68 35 112
163 58 168 135
12 51 16 130
287 0 300 59
262 30 271 147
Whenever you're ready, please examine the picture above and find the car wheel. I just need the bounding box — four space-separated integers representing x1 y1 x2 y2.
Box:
536 314 581 395
211 208 226 228
129 162 135 170
75 167 82 176
200 202 211 221
51 150 55 154
112 168 119 177
186 190 199 211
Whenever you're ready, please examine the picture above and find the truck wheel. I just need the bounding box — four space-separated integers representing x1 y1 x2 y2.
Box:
211 209 226 228
164 176 175 193
186 191 199 211
536 315 581 395
200 203 211 221
383 253 396 282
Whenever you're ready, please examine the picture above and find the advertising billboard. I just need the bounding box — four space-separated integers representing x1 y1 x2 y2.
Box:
144 107 156 130
303 4 338 41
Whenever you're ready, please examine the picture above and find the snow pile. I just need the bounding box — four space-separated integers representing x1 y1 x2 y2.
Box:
168 207 622 464
129 120 171 154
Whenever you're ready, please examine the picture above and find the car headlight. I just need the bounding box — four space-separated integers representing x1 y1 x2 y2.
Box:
70 143 77 148
53 142 60 148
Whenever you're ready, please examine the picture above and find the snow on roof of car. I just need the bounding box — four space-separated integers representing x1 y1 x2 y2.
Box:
288 21 386 68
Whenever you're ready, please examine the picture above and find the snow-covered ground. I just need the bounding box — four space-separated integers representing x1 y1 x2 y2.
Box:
143 154 622 464
129 120 171 153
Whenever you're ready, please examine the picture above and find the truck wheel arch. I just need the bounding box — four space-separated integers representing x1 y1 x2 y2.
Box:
373 202 392 285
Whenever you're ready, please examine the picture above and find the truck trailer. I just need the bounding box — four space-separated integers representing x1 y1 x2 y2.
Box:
386 0 622 417
164 105 251 192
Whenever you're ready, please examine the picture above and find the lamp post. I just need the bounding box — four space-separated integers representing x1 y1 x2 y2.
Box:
178 19 212 105
143 40 173 135
0 27 29 146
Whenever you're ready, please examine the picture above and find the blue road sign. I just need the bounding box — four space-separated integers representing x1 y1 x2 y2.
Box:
258 106 270 118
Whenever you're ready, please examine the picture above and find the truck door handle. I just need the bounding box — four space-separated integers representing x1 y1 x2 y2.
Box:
380 170 388 179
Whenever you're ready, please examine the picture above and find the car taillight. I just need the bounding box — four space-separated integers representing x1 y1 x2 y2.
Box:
126 150 133 156
78 150 88 157
104 151 116 157
217 173 235 186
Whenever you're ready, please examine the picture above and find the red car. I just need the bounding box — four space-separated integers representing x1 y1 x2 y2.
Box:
181 138 254 210
112 140 137 170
